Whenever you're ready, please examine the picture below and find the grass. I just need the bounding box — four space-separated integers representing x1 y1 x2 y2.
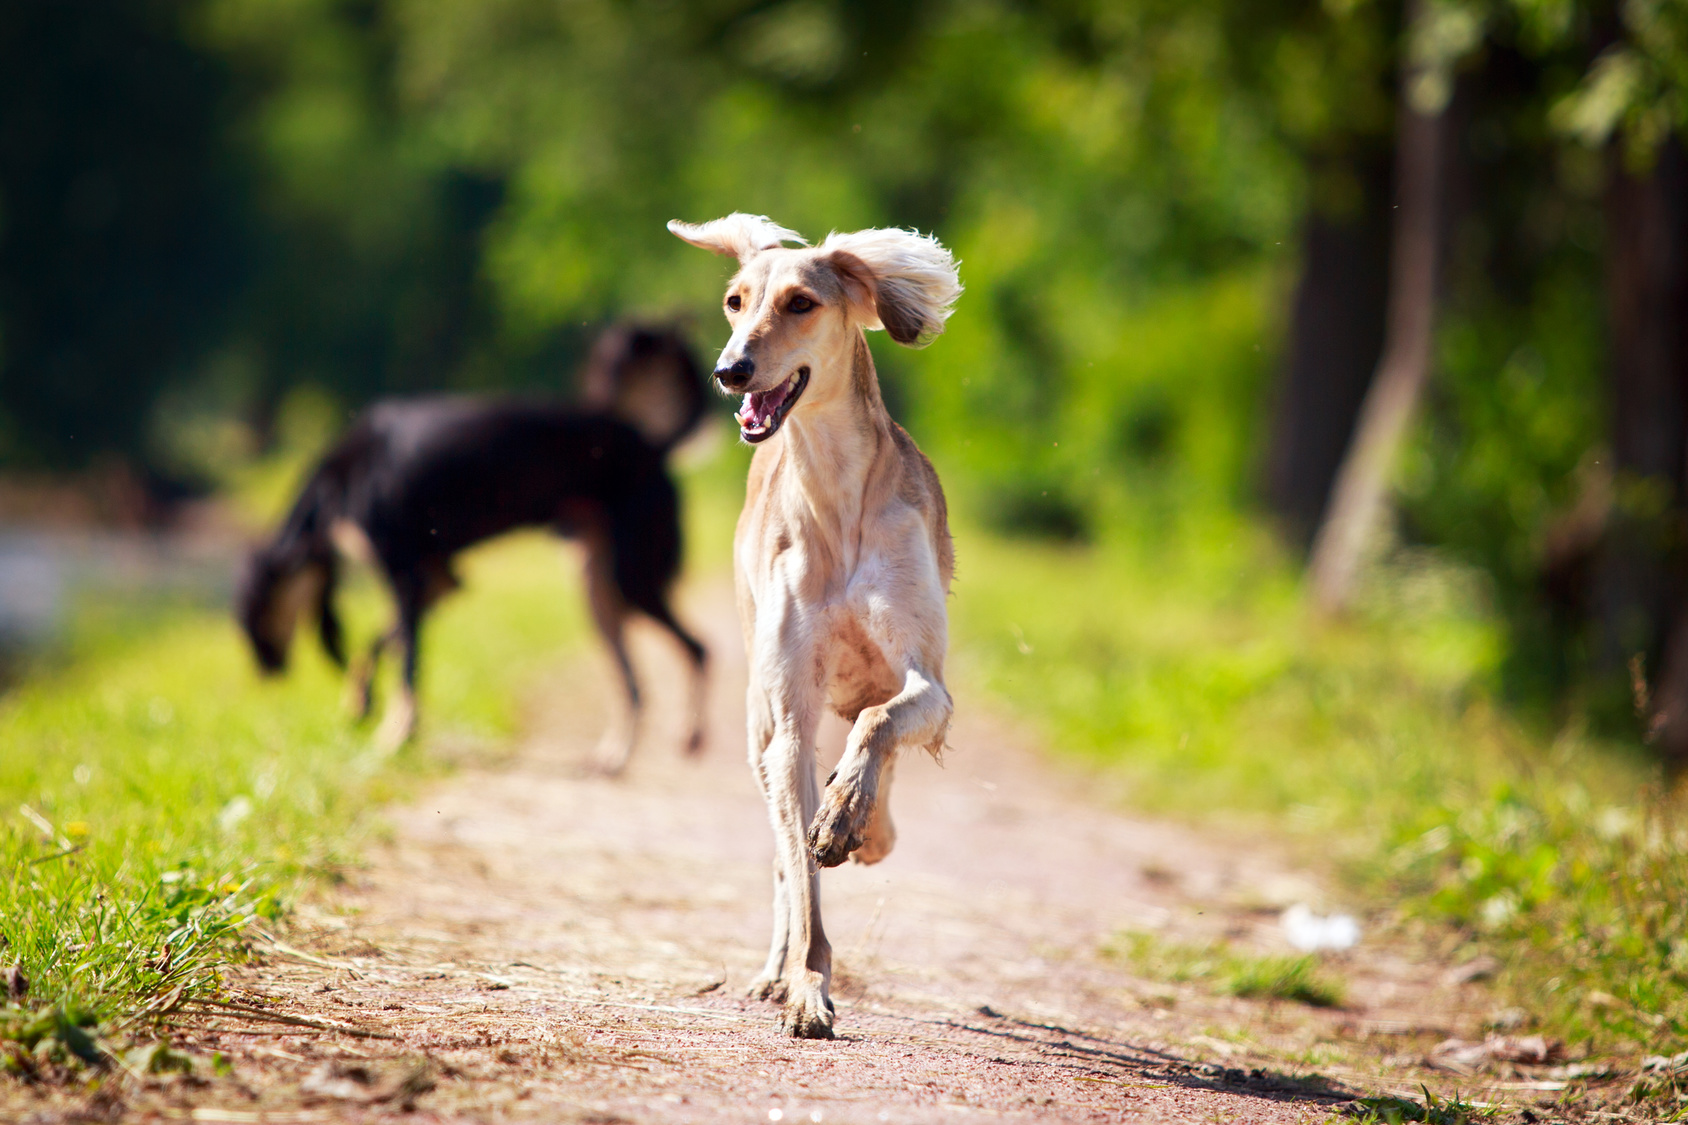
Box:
0 532 593 1069
943 509 1688 1065
1103 931 1346 1008
1348 1089 1496 1124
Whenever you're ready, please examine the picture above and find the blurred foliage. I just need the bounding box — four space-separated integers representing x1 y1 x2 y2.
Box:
3 0 1683 706
4 0 1319 495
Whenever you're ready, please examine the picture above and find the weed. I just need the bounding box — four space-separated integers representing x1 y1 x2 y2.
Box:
1104 931 1346 1008
1348 1087 1494 1124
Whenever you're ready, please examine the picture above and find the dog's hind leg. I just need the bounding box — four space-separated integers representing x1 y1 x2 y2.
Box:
809 666 951 869
584 538 641 775
631 593 709 757
743 685 790 999
749 859 792 1003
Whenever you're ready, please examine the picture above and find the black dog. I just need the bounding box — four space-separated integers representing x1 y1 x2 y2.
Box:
237 326 709 768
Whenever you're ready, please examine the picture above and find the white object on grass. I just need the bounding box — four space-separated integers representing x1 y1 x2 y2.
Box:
1281 903 1360 951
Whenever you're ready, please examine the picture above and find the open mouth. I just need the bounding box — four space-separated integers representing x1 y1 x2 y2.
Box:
734 366 808 443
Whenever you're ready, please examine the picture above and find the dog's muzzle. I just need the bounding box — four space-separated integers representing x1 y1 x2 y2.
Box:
734 366 809 444
715 357 755 392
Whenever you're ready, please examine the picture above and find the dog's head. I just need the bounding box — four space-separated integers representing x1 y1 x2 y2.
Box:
236 548 325 675
578 323 706 451
667 214 961 443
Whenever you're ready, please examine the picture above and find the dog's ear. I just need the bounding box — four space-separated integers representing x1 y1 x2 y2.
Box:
667 214 806 261
820 228 962 347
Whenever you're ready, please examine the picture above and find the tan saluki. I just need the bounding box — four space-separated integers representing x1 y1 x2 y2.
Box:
669 213 961 1038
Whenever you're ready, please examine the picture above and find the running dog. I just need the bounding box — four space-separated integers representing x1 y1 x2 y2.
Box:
237 326 709 769
668 213 961 1038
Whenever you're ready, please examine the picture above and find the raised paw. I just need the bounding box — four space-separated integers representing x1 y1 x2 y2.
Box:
807 781 873 868
780 972 836 1040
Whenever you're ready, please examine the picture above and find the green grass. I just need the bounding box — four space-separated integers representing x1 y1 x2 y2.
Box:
1 532 592 1067
1103 931 1346 1008
943 509 1687 1062
1349 1089 1496 1124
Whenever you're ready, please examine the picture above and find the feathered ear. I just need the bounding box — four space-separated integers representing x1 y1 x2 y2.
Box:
667 213 806 261
819 228 962 347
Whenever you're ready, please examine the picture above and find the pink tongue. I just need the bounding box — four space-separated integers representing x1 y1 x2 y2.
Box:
738 381 789 429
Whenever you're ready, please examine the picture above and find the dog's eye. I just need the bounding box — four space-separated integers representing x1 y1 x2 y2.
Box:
726 294 742 312
789 295 815 313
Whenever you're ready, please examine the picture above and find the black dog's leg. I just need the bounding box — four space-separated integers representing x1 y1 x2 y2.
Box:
641 598 709 757
346 626 397 721
315 555 346 668
583 533 641 775
373 577 428 753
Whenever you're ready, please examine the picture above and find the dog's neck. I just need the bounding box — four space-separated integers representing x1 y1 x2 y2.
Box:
774 332 892 553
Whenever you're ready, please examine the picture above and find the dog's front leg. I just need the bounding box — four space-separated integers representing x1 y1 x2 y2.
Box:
764 724 833 1037
810 666 951 868
747 663 833 1037
345 626 397 721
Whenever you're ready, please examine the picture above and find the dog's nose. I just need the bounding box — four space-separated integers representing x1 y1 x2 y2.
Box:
715 357 755 390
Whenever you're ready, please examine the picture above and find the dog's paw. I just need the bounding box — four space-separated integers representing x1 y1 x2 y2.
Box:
746 973 788 1004
588 727 635 777
807 783 872 868
780 973 836 1040
372 694 416 754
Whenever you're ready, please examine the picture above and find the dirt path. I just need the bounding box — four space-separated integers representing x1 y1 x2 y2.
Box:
141 586 1514 1123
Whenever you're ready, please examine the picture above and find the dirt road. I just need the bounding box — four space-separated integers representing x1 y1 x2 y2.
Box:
131 587 1501 1123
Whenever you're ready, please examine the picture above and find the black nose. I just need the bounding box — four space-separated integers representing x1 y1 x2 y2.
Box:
714 357 754 390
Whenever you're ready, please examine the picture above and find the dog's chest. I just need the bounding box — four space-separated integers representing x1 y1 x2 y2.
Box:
817 607 901 721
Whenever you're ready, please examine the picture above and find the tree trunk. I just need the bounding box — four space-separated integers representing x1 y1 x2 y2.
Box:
1601 139 1688 760
1307 6 1452 614
1266 149 1394 550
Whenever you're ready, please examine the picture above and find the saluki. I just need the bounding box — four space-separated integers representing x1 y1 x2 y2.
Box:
669 213 961 1037
236 325 709 770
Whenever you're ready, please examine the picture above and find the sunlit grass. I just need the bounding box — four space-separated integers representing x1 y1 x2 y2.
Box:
942 508 1686 1059
1103 931 1346 1008
0 532 591 1060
